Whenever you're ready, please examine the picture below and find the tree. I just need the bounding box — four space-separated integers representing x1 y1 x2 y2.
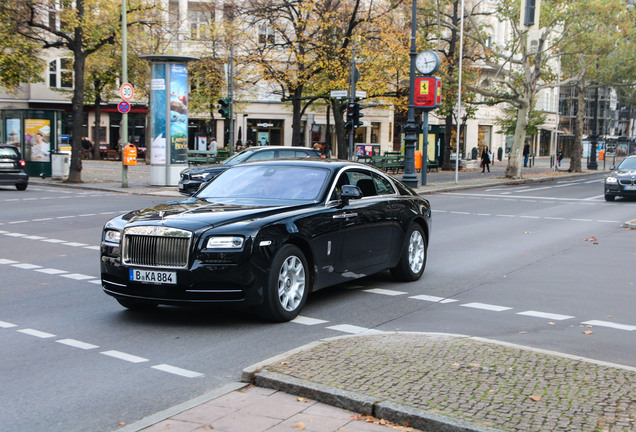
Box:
0 20 44 91
0 0 154 182
235 0 405 157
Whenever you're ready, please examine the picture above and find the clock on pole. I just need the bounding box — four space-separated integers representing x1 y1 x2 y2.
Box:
415 50 440 75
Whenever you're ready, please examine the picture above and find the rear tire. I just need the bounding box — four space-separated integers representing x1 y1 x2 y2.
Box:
16 183 27 191
391 223 427 282
260 244 309 322
604 194 615 201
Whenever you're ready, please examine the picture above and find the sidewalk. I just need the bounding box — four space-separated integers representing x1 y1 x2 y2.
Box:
31 158 636 432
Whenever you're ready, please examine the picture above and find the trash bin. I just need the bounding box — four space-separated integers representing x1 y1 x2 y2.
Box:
51 152 70 180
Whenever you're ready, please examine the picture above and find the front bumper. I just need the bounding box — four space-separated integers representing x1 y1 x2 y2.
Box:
177 179 203 195
100 245 269 307
605 184 636 198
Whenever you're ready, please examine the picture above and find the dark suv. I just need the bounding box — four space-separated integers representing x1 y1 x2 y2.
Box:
178 145 323 195
604 155 636 201
0 145 29 191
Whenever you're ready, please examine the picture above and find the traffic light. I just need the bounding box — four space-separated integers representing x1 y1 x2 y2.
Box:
345 102 364 129
354 103 364 128
218 97 230 118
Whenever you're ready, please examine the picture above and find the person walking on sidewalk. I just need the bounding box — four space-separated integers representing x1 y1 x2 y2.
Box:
481 146 491 173
523 141 531 167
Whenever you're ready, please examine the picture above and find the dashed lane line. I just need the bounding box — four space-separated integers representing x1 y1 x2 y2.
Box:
0 229 103 252
517 311 575 321
460 302 513 312
582 320 636 332
2 321 204 378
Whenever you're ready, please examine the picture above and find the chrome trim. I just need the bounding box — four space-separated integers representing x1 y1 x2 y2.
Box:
122 226 192 269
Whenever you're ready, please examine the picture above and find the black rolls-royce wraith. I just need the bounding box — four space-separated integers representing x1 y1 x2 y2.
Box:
101 159 431 322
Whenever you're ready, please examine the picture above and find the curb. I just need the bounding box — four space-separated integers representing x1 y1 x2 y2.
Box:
625 219 636 229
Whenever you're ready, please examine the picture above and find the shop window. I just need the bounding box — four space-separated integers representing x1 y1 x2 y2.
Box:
49 58 74 89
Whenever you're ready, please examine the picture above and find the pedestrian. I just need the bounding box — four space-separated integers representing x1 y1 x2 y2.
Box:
481 146 491 173
557 150 563 167
523 141 531 167
208 138 218 153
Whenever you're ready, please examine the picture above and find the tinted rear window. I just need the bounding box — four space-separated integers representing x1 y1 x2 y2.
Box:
0 147 20 158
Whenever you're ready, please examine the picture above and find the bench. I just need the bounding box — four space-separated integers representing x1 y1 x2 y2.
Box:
426 160 439 172
187 150 218 165
371 155 404 173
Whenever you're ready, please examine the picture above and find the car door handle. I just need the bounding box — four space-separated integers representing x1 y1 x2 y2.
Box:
333 212 358 219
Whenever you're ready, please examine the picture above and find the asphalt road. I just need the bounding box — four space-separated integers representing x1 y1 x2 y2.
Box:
0 175 634 432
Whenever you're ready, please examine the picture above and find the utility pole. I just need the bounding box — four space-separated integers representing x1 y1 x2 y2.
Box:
121 0 128 188
348 51 358 160
401 0 419 188
228 44 235 155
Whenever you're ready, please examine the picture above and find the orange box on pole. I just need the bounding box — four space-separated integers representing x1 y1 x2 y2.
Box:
123 144 137 166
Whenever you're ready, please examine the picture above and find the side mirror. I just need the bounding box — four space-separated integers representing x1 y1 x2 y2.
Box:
338 185 362 206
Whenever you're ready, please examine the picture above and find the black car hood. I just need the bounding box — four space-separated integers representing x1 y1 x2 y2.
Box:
122 198 309 230
184 165 228 176
614 168 636 177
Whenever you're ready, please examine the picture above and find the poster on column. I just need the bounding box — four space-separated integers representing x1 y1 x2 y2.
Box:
169 64 188 164
150 63 167 164
25 119 51 162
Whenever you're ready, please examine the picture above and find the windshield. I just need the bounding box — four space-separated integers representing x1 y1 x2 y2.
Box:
222 149 252 166
617 157 636 171
196 164 330 201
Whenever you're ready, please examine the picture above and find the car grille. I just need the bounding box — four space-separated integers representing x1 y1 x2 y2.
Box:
122 226 192 269
619 178 635 186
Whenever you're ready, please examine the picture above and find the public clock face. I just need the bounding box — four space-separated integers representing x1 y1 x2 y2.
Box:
416 50 440 75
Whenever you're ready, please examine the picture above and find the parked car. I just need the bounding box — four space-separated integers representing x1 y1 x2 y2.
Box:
604 155 636 201
101 159 431 322
178 145 323 195
0 145 29 191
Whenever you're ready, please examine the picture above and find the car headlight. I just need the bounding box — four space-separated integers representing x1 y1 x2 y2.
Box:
605 176 618 184
191 173 208 180
104 229 122 244
206 236 244 249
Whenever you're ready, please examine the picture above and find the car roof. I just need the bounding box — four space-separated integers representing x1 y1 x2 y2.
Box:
242 146 317 152
230 158 372 171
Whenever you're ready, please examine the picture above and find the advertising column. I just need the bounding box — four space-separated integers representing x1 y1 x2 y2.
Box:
144 55 198 186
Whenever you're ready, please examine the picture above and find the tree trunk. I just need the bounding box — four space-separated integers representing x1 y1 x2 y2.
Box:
291 87 303 146
92 89 102 160
571 82 586 172
331 99 347 159
505 102 530 179
67 48 86 183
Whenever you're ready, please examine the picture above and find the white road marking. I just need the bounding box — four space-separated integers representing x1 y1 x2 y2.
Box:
460 302 513 312
292 316 329 325
18 328 56 338
327 324 385 335
43 239 66 243
11 263 42 270
517 311 574 321
61 273 95 280
23 235 46 240
151 364 204 378
35 268 68 275
84 246 100 250
581 320 636 331
101 350 149 363
363 288 407 296
63 242 88 247
409 295 458 303
0 258 19 265
57 339 99 350
0 320 17 328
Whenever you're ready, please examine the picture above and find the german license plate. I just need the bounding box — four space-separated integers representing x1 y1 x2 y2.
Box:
0 162 14 168
624 185 636 191
130 269 176 284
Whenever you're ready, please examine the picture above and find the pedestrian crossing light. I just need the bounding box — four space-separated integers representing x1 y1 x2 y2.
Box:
218 97 230 119
345 102 364 129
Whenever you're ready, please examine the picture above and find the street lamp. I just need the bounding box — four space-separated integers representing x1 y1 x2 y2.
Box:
401 0 420 188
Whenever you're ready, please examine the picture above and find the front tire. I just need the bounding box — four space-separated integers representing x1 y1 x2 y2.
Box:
391 223 427 282
260 244 309 322
16 183 27 191
604 194 615 201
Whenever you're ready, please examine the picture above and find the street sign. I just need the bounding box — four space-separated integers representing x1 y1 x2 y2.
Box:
120 83 134 100
330 90 348 98
414 77 442 110
118 100 131 114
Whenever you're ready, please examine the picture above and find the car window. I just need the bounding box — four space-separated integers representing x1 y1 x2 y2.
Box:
373 172 396 195
329 169 378 199
0 147 19 158
278 149 314 158
247 150 275 161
